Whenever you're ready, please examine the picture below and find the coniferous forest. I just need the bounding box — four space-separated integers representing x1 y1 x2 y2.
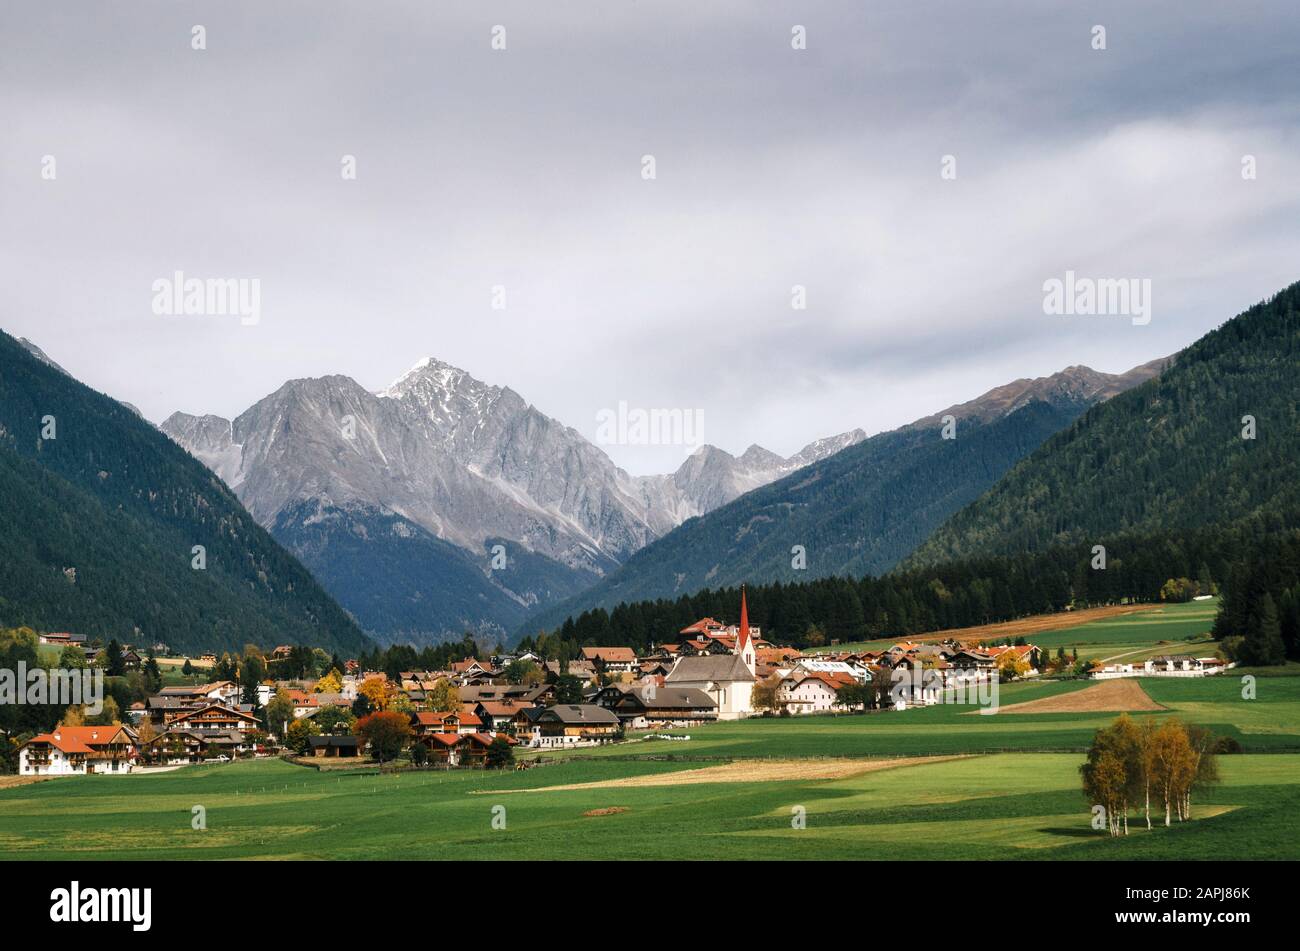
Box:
0 331 371 655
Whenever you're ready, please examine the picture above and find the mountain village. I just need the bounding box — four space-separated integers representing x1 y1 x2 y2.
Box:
16 591 1067 777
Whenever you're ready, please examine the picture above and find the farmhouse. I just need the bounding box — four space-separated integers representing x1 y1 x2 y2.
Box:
606 685 718 729
411 710 483 737
534 705 621 747
776 671 858 715
168 703 262 733
580 646 638 676
149 729 247 763
19 725 139 776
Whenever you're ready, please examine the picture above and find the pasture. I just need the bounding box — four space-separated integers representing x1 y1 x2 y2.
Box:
0 750 1295 861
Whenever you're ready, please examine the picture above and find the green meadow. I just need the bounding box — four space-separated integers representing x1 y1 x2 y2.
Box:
1 672 1296 860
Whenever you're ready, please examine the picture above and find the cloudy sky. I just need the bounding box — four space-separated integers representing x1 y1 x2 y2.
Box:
3 1 1299 474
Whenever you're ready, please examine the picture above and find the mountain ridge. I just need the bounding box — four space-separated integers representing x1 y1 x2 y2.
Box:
516 357 1168 638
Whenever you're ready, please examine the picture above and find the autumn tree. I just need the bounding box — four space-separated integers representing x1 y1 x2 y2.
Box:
315 668 343 694
750 676 781 713
426 678 461 713
285 716 321 755
1148 719 1189 827
997 651 1030 682
265 689 296 740
355 711 412 766
358 676 391 712
135 718 157 762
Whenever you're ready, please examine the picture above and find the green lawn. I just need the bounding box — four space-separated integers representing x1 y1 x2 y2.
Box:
1 751 1295 860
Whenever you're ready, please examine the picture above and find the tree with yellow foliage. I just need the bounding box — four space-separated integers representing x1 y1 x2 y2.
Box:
315 668 343 694
358 675 391 712
425 677 461 713
997 651 1030 682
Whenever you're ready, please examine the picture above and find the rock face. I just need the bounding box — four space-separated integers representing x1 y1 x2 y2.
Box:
162 357 862 642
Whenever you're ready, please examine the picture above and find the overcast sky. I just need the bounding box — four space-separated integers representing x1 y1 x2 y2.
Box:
3 1 1299 474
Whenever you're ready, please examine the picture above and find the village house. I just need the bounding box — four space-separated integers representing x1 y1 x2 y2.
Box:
580 646 638 677
148 729 249 763
776 670 859 715
473 700 526 732
511 706 548 746
533 705 621 747
37 631 87 648
19 725 139 776
410 710 483 738
158 681 240 706
166 703 262 735
605 685 718 729
421 731 516 766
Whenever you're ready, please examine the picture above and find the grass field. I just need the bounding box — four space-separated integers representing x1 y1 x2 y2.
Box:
0 749 1294 860
1 672 1296 860
818 599 1220 662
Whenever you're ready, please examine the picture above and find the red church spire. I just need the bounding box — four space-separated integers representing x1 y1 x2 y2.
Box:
737 586 751 652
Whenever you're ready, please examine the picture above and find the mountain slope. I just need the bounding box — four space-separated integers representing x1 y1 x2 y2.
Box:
162 358 862 644
0 329 370 655
517 360 1166 637
910 281 1300 566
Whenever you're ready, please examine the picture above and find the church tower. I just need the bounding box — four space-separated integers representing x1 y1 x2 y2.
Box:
736 586 756 674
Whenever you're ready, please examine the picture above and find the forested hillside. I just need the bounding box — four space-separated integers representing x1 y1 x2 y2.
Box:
519 399 1095 637
911 282 1300 566
0 330 370 654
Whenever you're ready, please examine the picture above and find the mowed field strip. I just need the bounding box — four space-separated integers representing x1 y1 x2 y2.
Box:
481 754 971 792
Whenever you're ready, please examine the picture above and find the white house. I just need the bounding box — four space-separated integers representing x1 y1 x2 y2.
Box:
18 725 138 776
776 671 857 715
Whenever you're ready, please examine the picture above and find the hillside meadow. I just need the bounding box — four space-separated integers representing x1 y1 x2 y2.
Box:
817 598 1219 662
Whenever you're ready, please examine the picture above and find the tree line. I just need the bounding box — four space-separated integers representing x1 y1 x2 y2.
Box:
518 521 1300 658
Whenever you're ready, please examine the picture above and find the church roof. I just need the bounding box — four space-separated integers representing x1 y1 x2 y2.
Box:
665 652 756 684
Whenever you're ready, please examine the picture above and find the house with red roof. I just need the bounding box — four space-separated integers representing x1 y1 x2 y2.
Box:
19 725 139 776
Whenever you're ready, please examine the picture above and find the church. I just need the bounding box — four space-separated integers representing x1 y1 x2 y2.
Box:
665 589 758 719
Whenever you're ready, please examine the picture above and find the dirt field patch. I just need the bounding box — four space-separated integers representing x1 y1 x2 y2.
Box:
993 678 1165 714
485 755 968 793
0 775 54 791
583 806 629 816
928 604 1165 645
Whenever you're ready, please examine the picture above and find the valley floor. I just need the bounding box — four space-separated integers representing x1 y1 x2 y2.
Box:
1 674 1296 860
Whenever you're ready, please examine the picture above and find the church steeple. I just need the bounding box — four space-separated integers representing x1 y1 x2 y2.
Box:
736 586 755 673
